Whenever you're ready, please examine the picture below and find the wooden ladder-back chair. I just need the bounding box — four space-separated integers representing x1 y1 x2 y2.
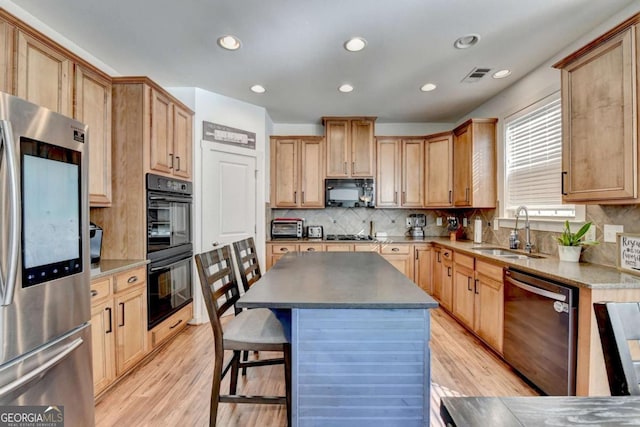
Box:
233 237 262 293
594 302 640 396
194 246 291 426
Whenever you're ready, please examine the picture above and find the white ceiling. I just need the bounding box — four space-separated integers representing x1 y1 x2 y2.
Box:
12 0 638 123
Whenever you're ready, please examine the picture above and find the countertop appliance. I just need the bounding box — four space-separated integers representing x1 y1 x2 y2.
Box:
146 174 193 329
271 218 304 239
407 213 426 238
90 222 103 265
307 225 323 239
325 178 375 208
325 234 374 241
0 93 94 424
503 268 578 395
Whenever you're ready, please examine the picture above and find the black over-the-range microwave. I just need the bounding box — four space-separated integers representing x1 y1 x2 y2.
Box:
325 178 375 208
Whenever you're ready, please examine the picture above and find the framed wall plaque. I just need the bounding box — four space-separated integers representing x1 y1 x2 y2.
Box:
202 121 256 149
617 233 640 276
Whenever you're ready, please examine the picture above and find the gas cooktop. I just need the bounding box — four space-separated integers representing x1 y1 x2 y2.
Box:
325 234 374 241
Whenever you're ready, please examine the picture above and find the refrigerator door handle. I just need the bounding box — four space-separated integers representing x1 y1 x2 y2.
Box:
0 120 20 306
0 337 83 399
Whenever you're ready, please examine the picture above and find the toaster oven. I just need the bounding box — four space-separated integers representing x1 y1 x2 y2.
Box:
271 218 304 239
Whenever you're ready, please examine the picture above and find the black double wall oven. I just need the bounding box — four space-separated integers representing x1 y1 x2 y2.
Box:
146 174 193 329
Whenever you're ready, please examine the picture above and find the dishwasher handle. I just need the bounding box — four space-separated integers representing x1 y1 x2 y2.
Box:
505 275 567 302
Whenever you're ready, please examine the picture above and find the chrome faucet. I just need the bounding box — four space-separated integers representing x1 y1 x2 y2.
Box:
515 206 534 253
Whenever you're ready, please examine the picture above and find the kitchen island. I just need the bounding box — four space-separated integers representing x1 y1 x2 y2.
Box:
237 252 438 427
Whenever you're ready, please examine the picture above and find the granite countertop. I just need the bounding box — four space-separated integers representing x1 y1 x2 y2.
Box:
90 259 149 280
238 252 438 309
268 236 640 289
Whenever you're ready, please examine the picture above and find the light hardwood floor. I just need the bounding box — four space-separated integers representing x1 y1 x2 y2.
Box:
94 308 538 426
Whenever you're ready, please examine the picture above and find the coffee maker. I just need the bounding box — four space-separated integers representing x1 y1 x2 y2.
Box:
407 214 426 238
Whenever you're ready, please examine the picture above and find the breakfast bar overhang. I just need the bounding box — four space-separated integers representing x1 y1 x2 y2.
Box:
237 252 438 427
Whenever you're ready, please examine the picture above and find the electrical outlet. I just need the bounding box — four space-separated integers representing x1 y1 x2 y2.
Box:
436 217 443 226
406 218 412 227
493 219 499 231
462 218 468 227
604 224 623 243
584 224 596 242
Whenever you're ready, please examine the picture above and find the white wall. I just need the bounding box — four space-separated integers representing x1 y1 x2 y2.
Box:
168 87 270 324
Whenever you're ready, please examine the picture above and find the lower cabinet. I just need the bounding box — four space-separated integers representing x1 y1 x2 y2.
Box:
414 244 432 294
452 252 475 327
380 243 414 278
91 265 149 397
148 303 193 349
439 248 454 311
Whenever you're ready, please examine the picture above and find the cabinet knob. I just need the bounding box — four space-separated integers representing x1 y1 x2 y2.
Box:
212 241 220 247
307 248 315 252
127 276 138 284
91 289 98 297
280 248 289 252
392 247 400 252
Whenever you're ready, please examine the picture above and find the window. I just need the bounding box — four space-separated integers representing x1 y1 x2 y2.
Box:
504 94 577 219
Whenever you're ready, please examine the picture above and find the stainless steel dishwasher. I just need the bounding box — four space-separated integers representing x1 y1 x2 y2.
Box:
503 268 578 396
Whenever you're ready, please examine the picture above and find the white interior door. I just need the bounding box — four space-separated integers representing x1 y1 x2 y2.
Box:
201 149 257 250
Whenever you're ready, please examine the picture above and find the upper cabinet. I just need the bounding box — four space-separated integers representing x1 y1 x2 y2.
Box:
323 117 376 178
75 64 112 206
554 20 639 203
452 119 497 208
270 136 324 208
376 137 424 208
424 132 453 207
0 17 14 94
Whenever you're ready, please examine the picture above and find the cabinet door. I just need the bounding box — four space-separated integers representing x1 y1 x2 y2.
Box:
172 105 192 179
0 18 14 94
441 260 453 311
414 245 432 294
91 299 116 396
452 265 475 327
325 120 350 177
271 138 299 207
402 139 424 207
381 244 413 278
425 134 453 206
351 119 375 177
432 248 443 300
453 123 472 206
115 285 147 375
561 27 636 201
149 89 173 174
300 138 324 207
16 30 72 115
475 273 504 353
75 65 112 206
376 138 401 207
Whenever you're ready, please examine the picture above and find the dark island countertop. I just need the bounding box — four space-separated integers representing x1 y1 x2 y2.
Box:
237 252 438 309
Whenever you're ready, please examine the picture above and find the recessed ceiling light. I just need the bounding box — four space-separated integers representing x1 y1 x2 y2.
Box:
453 34 480 49
250 85 266 94
344 37 367 52
217 35 241 50
338 84 354 93
492 69 512 79
420 83 437 92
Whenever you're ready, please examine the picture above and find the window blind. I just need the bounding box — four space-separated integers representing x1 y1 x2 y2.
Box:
505 97 574 217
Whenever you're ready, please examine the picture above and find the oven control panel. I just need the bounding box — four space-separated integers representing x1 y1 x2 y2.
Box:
147 173 192 195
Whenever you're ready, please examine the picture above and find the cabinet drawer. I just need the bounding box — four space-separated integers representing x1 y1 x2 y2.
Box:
354 243 380 252
325 244 353 252
381 244 411 255
149 303 192 348
299 243 324 252
476 260 503 282
454 252 474 269
90 277 112 303
114 266 146 293
270 244 297 254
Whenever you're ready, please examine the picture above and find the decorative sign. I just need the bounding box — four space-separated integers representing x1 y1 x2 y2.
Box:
202 121 256 149
617 233 640 276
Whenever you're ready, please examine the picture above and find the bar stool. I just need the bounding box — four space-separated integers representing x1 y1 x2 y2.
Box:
195 246 291 426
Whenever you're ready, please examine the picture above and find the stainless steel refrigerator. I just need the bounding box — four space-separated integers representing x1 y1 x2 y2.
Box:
0 93 94 426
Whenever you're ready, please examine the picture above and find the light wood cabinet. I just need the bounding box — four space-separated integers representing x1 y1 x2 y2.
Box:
323 117 376 178
270 136 324 208
440 248 454 311
452 252 476 328
150 88 173 175
74 64 112 206
452 119 497 208
173 105 193 179
148 301 192 349
0 17 14 94
15 29 72 116
380 243 414 279
474 260 504 353
325 243 354 252
554 25 638 202
425 132 453 207
432 247 443 300
414 244 432 294
90 265 149 397
376 137 424 207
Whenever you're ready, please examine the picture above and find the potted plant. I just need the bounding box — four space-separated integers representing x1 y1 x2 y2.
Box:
556 221 598 262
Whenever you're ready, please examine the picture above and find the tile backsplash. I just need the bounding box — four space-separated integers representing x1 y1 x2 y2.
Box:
269 204 640 268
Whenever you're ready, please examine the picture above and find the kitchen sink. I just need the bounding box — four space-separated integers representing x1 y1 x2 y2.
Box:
471 247 544 259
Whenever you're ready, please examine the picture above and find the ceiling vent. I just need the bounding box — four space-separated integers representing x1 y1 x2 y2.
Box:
462 67 492 83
